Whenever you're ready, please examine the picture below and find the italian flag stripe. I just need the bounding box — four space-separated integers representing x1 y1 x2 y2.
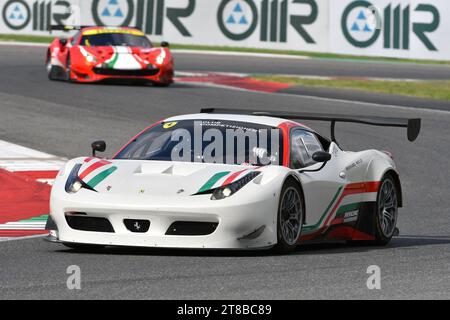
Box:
79 159 111 179
86 166 117 188
221 169 248 186
303 186 343 232
198 171 231 193
107 48 119 68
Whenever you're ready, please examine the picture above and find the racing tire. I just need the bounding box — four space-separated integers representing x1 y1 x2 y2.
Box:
63 243 105 252
274 178 305 254
46 54 58 81
372 174 399 245
65 55 75 83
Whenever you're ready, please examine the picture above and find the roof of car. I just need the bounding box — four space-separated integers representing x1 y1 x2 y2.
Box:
80 26 145 36
164 113 312 130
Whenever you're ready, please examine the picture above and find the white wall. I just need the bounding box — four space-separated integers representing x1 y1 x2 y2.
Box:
0 0 448 60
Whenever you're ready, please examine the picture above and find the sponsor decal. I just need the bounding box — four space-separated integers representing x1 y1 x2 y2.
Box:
345 158 363 171
303 181 380 234
82 27 145 36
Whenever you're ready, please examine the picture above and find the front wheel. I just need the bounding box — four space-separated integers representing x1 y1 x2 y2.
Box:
65 55 75 83
373 174 399 245
46 55 58 80
274 178 305 254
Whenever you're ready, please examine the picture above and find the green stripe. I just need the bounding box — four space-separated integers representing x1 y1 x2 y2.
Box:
87 166 117 189
303 186 343 232
335 203 360 218
19 214 49 222
107 50 119 68
198 171 230 193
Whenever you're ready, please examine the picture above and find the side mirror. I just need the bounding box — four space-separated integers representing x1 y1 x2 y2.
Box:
160 41 169 48
91 140 106 157
59 38 68 46
312 151 331 163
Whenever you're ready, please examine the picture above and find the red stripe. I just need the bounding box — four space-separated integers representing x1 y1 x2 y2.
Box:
221 170 247 186
277 121 297 167
322 181 381 227
84 157 95 163
78 160 110 180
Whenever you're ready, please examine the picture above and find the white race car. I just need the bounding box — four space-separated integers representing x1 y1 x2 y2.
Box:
46 108 421 253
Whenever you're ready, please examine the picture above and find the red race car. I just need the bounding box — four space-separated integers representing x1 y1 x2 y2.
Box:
46 26 173 86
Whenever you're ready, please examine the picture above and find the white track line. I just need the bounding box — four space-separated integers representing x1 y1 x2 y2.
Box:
176 80 450 115
0 139 66 172
0 234 47 242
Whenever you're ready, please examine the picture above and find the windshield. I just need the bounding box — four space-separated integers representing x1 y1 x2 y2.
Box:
80 33 152 47
115 120 283 166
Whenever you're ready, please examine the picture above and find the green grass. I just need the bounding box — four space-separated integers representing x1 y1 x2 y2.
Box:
1 33 449 66
0 34 54 43
252 75 450 101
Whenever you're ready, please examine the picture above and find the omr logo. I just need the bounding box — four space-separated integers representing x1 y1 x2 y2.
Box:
342 0 440 51
218 0 258 41
2 0 30 30
343 2 380 48
226 2 249 26
92 0 134 26
218 0 318 43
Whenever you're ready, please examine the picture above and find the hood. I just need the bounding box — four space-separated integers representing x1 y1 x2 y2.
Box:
75 158 260 197
81 46 169 70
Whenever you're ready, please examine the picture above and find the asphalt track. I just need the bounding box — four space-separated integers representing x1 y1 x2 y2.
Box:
0 45 449 299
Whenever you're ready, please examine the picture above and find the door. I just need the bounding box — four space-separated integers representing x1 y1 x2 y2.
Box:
289 129 348 233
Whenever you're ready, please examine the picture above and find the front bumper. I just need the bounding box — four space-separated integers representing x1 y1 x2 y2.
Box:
70 63 173 84
49 189 278 250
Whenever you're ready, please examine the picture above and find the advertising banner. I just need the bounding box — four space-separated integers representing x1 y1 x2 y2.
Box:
0 0 448 60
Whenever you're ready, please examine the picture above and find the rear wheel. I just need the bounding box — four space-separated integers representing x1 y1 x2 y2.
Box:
274 178 304 254
373 174 399 245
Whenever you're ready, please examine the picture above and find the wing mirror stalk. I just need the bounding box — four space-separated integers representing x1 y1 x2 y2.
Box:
299 151 332 173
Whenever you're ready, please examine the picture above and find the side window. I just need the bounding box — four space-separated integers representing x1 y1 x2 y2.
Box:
290 130 323 169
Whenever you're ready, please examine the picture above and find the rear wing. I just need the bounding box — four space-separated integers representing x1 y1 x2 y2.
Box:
49 25 90 32
49 25 143 32
200 108 421 143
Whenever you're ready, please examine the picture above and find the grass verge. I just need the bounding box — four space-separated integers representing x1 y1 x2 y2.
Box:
252 75 450 101
1 33 449 66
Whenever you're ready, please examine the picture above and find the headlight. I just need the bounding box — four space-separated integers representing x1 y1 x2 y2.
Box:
211 171 261 200
156 49 166 65
86 54 97 63
65 164 96 194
